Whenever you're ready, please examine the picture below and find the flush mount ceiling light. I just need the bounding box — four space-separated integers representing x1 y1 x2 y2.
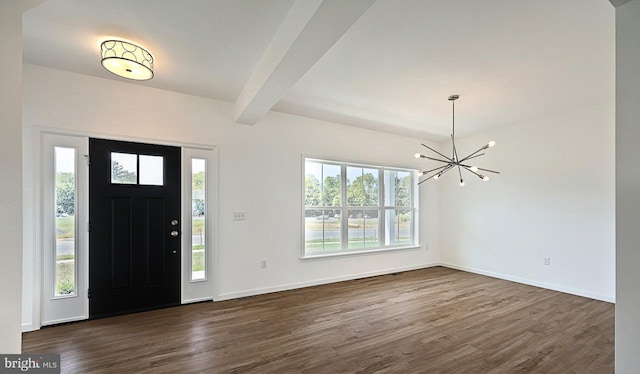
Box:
100 40 154 80
415 95 500 187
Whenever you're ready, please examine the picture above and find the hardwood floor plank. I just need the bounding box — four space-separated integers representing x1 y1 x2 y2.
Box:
22 267 614 373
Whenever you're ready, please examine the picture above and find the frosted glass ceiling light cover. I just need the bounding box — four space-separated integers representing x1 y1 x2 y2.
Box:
416 95 500 186
100 40 154 80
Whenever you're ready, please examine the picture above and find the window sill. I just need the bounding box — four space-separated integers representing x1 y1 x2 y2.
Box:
301 245 423 261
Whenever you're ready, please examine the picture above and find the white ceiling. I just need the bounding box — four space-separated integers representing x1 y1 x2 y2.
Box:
23 0 614 140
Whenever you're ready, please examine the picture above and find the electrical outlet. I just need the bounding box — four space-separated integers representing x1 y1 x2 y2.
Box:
543 257 551 266
261 260 267 269
233 212 246 221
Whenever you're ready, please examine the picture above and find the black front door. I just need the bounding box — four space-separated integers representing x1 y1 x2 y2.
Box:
89 138 181 318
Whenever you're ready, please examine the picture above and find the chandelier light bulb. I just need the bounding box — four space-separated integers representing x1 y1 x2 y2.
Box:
459 180 465 187
434 174 440 180
488 141 496 147
470 166 479 172
482 175 489 181
415 153 422 159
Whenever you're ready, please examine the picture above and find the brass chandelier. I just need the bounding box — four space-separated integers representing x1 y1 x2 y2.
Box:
415 95 499 186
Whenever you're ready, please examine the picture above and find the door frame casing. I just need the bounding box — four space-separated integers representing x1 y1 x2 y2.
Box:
25 126 219 331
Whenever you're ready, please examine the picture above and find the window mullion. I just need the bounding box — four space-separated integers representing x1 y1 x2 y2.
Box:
320 164 325 253
341 164 348 251
379 168 385 246
410 172 415 245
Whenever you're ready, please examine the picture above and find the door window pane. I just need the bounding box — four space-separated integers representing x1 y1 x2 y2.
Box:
139 155 164 186
55 147 76 296
191 158 206 281
111 152 137 184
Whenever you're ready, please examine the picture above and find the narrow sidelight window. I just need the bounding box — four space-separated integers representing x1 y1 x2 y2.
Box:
54 147 77 296
191 158 206 281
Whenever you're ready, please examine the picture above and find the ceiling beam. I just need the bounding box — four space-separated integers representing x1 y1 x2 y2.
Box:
233 0 376 125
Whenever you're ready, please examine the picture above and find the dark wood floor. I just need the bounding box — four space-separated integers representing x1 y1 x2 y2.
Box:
22 267 614 373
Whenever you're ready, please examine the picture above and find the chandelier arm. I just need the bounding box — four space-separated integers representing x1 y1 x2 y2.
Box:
477 167 501 174
457 161 489 169
419 164 450 176
438 164 455 177
457 162 476 168
463 153 486 161
451 135 456 160
418 164 454 184
451 134 464 185
421 143 452 161
451 134 460 163
463 167 483 178
458 146 489 163
422 155 455 164
418 173 442 184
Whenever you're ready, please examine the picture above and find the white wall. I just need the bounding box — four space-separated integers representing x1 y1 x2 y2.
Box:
0 1 26 354
440 102 615 302
0 0 46 353
615 0 640 371
22 64 440 326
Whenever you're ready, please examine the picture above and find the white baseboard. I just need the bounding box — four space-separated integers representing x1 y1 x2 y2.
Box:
23 317 83 333
41 315 87 328
440 262 615 303
217 262 440 301
183 296 213 304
